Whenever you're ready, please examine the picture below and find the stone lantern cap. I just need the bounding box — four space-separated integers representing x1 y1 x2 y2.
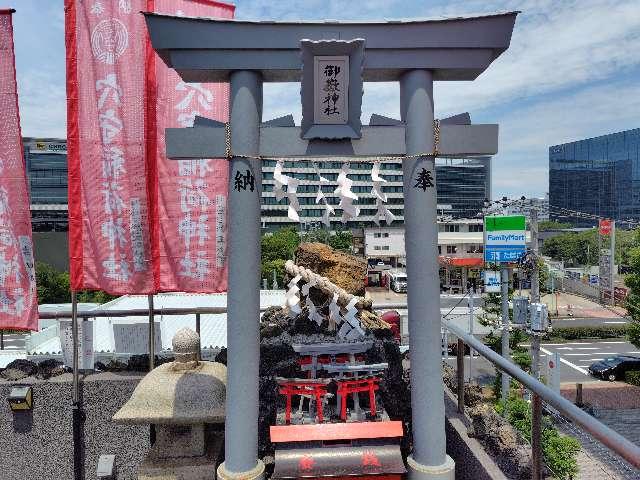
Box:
113 328 226 425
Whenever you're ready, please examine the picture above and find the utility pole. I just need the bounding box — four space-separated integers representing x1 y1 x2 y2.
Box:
598 226 603 304
468 287 474 383
500 199 511 403
611 220 616 306
500 267 510 402
529 207 542 480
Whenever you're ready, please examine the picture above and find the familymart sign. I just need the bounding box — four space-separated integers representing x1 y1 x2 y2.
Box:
484 215 526 263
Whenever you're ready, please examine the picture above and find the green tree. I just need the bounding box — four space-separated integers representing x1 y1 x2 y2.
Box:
35 261 71 304
495 395 580 479
541 230 599 266
35 262 116 304
542 227 638 267
541 428 581 479
261 227 300 262
328 230 353 251
302 228 353 251
261 259 286 288
616 228 639 266
301 228 331 245
260 227 301 286
479 293 503 327
625 230 640 347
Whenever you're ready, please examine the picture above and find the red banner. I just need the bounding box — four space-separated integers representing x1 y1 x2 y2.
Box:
152 0 232 292
65 0 233 294
0 10 38 330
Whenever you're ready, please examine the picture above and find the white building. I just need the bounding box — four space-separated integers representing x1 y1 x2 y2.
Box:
364 220 484 292
505 194 550 222
365 219 485 261
365 220 531 293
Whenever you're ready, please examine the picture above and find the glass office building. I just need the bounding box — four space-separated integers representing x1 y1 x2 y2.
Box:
436 157 491 219
549 128 640 226
23 138 69 231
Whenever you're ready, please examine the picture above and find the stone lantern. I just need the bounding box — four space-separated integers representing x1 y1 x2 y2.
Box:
114 327 227 480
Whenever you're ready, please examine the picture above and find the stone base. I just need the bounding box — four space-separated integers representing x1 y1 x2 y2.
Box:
407 454 455 480
138 435 222 480
217 459 265 480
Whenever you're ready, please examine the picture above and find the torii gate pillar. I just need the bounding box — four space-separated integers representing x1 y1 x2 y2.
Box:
218 70 265 480
401 70 454 479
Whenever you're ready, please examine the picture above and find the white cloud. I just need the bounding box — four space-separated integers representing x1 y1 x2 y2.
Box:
434 0 640 115
8 0 66 138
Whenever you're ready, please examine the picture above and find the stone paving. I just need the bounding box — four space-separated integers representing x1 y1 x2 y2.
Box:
561 382 640 410
597 409 640 451
540 291 627 319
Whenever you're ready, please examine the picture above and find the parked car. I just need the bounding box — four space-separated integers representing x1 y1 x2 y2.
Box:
588 355 640 381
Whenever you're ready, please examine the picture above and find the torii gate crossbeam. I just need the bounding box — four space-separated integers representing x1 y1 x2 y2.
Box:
145 11 517 480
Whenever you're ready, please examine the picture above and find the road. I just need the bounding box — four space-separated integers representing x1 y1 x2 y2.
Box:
552 316 630 328
532 339 640 383
446 338 640 386
368 290 484 310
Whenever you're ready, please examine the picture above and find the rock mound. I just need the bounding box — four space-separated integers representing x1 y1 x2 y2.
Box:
295 242 367 296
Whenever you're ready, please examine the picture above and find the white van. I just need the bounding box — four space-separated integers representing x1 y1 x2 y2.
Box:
387 269 407 293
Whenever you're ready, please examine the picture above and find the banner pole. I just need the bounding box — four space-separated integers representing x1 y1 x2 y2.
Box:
71 290 82 480
148 294 155 371
72 290 79 403
195 312 201 360
148 293 156 445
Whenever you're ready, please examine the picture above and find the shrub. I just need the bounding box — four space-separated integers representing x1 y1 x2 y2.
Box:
484 329 531 354
495 393 581 480
625 370 640 387
542 428 581 479
512 350 532 371
548 325 627 341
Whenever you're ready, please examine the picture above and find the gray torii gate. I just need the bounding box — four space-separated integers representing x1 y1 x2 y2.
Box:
145 11 517 480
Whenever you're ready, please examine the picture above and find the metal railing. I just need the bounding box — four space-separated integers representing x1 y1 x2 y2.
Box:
443 318 640 472
37 306 231 319
13 299 640 476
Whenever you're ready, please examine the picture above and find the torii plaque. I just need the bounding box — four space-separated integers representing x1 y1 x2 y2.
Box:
145 11 517 480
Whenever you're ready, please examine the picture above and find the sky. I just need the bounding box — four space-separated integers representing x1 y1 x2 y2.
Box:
4 0 640 198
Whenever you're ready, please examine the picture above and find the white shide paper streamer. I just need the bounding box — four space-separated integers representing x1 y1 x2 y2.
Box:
313 163 335 227
274 159 301 222
284 274 302 314
371 161 396 226
334 163 359 223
